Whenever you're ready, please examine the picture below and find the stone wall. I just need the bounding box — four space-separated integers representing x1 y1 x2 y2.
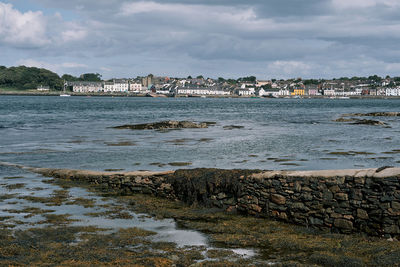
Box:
32 166 400 237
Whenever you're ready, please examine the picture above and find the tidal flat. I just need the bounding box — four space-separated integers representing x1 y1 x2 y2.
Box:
1 170 400 266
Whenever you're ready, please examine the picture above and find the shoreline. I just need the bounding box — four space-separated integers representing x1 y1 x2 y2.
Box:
1 90 400 99
2 161 400 237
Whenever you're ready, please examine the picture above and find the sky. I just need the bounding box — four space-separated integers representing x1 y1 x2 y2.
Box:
1 0 400 79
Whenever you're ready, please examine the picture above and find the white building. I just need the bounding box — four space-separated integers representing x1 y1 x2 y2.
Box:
177 87 231 96
72 82 103 93
323 89 336 96
237 88 254 96
386 88 400 96
278 89 290 96
113 79 129 92
103 79 129 92
129 83 143 93
104 82 114 92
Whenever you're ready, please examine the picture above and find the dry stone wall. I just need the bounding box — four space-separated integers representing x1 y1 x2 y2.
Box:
35 166 400 237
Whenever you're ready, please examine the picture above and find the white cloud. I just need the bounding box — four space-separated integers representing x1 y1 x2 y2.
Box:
267 61 312 77
61 28 87 42
0 2 49 47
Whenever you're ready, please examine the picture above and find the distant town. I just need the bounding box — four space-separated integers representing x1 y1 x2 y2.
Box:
1 65 400 97
58 74 400 97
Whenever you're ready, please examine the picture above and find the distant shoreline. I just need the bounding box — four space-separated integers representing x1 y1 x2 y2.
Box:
1 90 400 99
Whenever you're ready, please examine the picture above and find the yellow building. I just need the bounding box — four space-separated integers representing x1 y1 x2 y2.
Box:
291 89 305 96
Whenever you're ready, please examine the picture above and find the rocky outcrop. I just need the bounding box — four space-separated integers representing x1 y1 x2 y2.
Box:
334 117 388 126
2 161 400 238
113 121 213 130
342 112 400 117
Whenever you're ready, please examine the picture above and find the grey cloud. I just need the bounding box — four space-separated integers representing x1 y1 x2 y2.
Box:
3 0 400 79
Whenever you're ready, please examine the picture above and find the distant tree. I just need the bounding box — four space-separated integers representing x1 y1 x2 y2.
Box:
386 75 391 79
79 73 102 81
368 75 382 83
196 75 204 79
261 84 272 89
187 76 192 79
237 76 256 83
271 79 276 83
0 65 63 90
303 79 320 85
226 79 237 85
62 74 79 81
218 77 225 83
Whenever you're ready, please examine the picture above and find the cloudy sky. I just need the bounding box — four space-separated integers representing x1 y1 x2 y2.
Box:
1 0 400 79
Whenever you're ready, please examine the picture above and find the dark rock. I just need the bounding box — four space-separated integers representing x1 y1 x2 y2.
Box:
351 119 388 126
335 193 348 201
391 201 400 210
334 117 389 126
342 112 400 117
357 209 369 220
334 218 353 230
223 125 245 130
113 120 210 130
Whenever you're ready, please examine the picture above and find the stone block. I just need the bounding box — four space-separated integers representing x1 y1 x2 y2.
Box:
334 218 353 230
357 209 369 220
291 202 309 212
330 185 340 193
384 225 400 234
271 193 286 205
391 201 400 210
335 193 348 201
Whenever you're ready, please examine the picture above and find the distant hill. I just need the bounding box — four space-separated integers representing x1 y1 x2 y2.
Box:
0 66 63 90
0 66 103 91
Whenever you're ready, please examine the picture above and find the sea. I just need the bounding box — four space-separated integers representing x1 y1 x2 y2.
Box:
0 95 399 172
0 95 399 255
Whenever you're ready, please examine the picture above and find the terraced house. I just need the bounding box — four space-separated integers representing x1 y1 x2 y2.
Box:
71 82 103 93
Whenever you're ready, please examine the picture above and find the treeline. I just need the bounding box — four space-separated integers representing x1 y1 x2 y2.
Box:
0 65 102 90
0 66 63 90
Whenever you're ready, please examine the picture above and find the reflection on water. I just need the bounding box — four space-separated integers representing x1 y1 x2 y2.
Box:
0 166 256 258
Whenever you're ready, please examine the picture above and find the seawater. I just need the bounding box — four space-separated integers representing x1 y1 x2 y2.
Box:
0 95 399 172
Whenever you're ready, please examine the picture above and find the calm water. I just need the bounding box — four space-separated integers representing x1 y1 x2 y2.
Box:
0 95 399 172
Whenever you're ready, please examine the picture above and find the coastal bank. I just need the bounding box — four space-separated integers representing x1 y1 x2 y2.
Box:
11 163 400 238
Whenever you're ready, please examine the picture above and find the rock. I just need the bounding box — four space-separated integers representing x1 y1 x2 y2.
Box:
334 218 353 230
351 119 388 126
357 209 369 220
391 201 400 210
334 117 388 126
271 194 286 205
334 117 355 122
384 225 400 234
278 212 288 220
335 193 348 201
223 125 245 130
217 192 227 200
342 112 400 117
291 202 309 211
248 204 262 213
329 185 340 193
113 120 211 130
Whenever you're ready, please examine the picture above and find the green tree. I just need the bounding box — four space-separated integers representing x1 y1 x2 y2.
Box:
62 74 79 81
79 73 102 81
0 66 63 90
